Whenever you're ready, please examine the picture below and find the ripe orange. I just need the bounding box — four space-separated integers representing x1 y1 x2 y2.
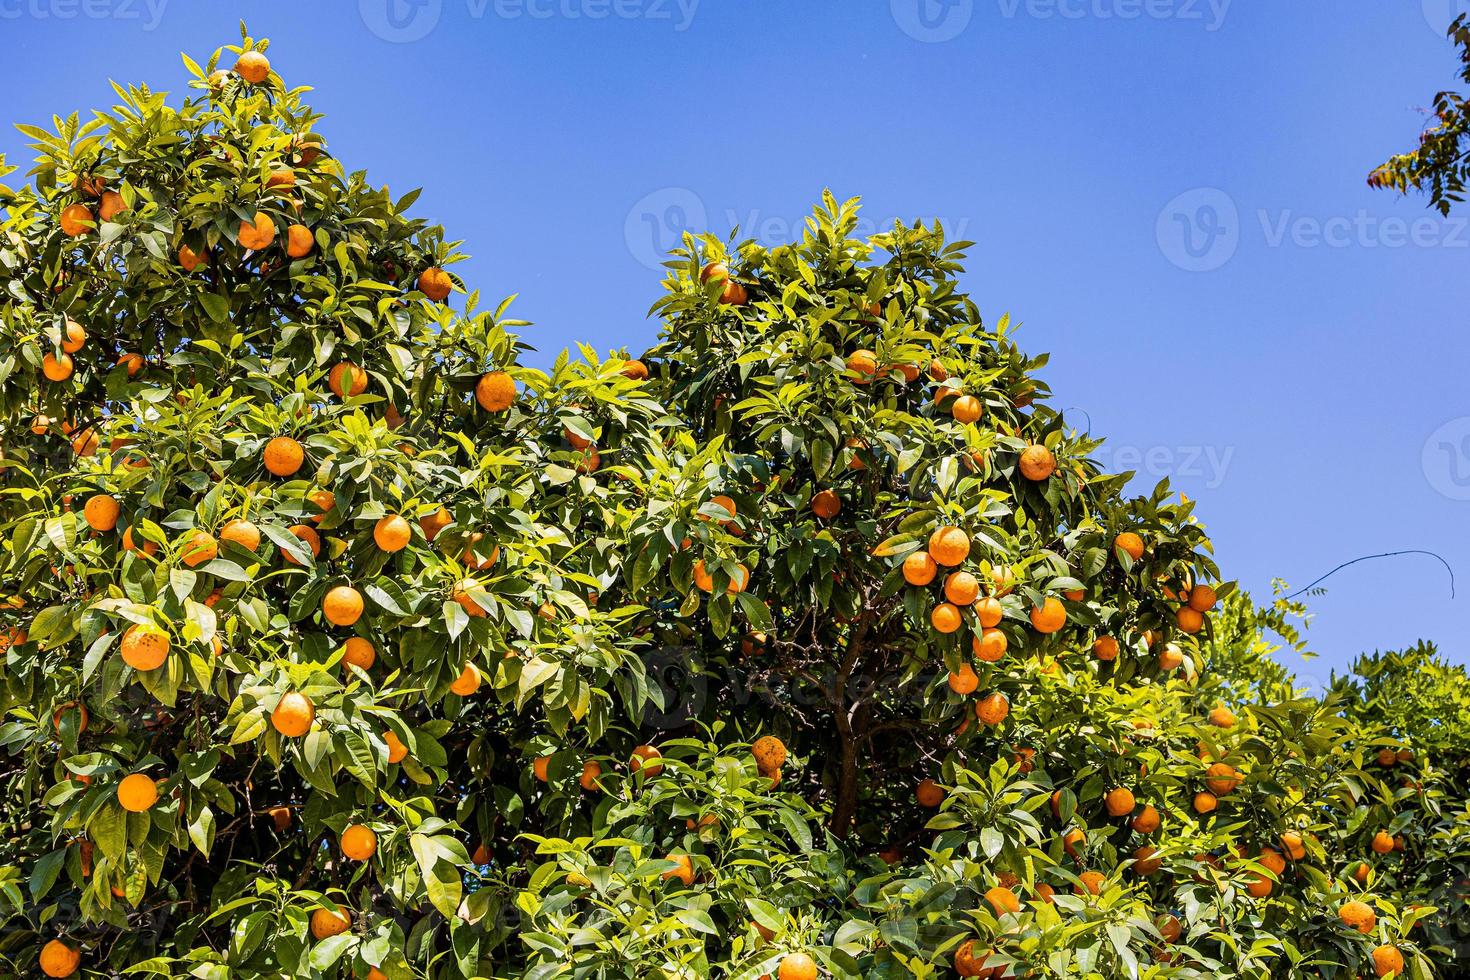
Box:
83 494 120 532
902 551 938 586
1030 597 1066 634
984 885 1020 916
1188 584 1218 611
341 637 376 671
417 266 453 300
234 50 271 83
1339 900 1376 934
1133 846 1163 876
1093 636 1119 661
917 778 945 808
951 394 983 424
1371 831 1395 855
1371 945 1405 977
706 494 737 523
310 906 351 939
1062 827 1085 859
449 662 481 696
238 211 277 250
776 952 817 980
271 692 315 738
475 371 516 411
42 352 74 381
452 579 489 618
719 279 747 305
323 586 364 626
1208 704 1236 728
384 730 409 764
121 525 158 556
62 318 86 353
1104 787 1136 817
811 489 841 520
219 518 261 552
533 756 552 782
954 941 993 978
1157 913 1182 943
699 261 729 284
39 939 81 978
580 760 603 791
948 663 980 695
662 854 695 886
1079 870 1105 895
1158 645 1185 671
306 489 335 524
181 530 217 568
931 602 963 634
1018 444 1056 481
1132 804 1160 834
374 515 412 552
263 436 304 476
846 349 877 383
944 571 980 606
630 744 664 777
693 560 749 594
117 772 159 812
752 735 787 772
1193 791 1218 814
620 359 649 381
179 244 207 271
974 596 1003 629
1176 607 1204 634
1280 831 1306 861
1114 531 1145 562
283 223 314 258
120 624 170 671
976 691 1009 726
340 824 377 861
328 362 367 399
283 524 321 565
928 526 970 567
60 202 94 236
99 190 128 221
1205 762 1241 796
117 352 144 377
973 629 1007 663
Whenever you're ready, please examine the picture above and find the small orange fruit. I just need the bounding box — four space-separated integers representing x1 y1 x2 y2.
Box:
60 202 94 236
180 530 217 568
219 519 261 552
580 760 603 791
323 585 364 626
975 596 1003 628
1176 607 1204 634
1194 791 1218 814
1371 945 1405 977
1371 831 1395 855
1018 444 1056 480
1078 870 1105 895
418 266 453 300
902 551 938 586
374 515 412 552
1205 762 1241 796
846 349 878 383
1132 804 1160 834
948 663 979 695
752 735 787 772
1104 787 1135 818
662 854 695 886
976 691 1009 726
475 371 516 412
234 50 271 84
951 395 983 424
927 526 970 566
1029 597 1066 634
1208 704 1236 728
83 494 120 532
1280 831 1306 861
328 362 367 399
263 436 304 477
973 629 1007 663
620 359 649 381
270 692 314 738
917 778 945 807
310 906 351 939
39 939 82 978
117 772 159 812
340 824 377 861
62 318 87 353
984 885 1020 915
237 211 277 250
944 571 980 606
283 524 321 565
1339 900 1376 934
42 352 74 381
1093 636 1119 660
342 637 376 671
120 624 170 671
384 731 409 764
99 190 129 221
449 663 482 696
811 489 841 520
1158 645 1185 671
630 744 665 777
931 602 963 634
776 952 817 980
1114 531 1145 562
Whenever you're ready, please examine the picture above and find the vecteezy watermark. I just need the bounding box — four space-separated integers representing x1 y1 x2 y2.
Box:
891 0 975 42
0 0 167 29
1092 444 1235 489
1423 417 1470 501
1158 187 1470 271
995 0 1230 31
1422 0 1470 36
360 0 699 42
623 187 975 270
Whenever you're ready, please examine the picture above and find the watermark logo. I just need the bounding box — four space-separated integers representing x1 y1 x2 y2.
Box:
1422 0 1470 36
0 0 168 30
360 0 443 42
1423 417 1470 501
1094 443 1235 489
1157 187 1239 272
892 0 974 42
996 0 1231 31
625 187 708 271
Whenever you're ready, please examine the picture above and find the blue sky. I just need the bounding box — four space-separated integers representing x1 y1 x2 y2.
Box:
4 0 1468 680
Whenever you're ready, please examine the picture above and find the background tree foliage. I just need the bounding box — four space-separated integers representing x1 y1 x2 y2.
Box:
1 27 1468 980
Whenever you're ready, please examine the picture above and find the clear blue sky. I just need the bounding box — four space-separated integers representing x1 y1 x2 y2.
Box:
5 0 1468 680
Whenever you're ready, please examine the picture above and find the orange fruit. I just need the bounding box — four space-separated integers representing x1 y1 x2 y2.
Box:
42 352 74 381
270 692 314 738
984 885 1020 916
384 730 409 764
284 223 314 258
1133 846 1162 876
1018 444 1056 480
752 735 787 772
630 744 664 777
948 663 979 695
234 50 271 83
1029 597 1066 634
340 824 377 861
944 571 980 606
975 596 1003 628
310 906 350 939
475 371 516 411
954 941 993 978
693 560 749 595
283 525 321 565
973 629 1007 663
238 211 277 250
83 494 120 532
120 624 170 671
62 318 86 353
927 526 970 566
60 202 94 236
699 261 729 284
374 515 412 552
1114 531 1144 562
117 772 159 812
1158 645 1185 671
306 489 335 524
951 395 983 424
1339 900 1376 934
533 756 551 782
776 952 817 980
1104 787 1135 817
1188 584 1218 611
1208 704 1236 728
180 530 217 568
1194 791 1218 814
579 760 603 792
661 853 695 886
916 778 945 808
39 939 81 978
341 637 377 671
219 519 261 552
846 349 878 383
452 579 488 618
719 279 748 305
976 692 1009 726
1280 831 1306 861
1176 607 1204 634
449 662 481 696
811 489 841 520
263 436 304 476
121 525 158 556
117 352 144 377
1132 804 1160 834
1371 831 1395 855
931 602 963 634
620 359 650 381
1079 870 1105 895
323 586 364 626
99 190 128 221
1205 762 1241 796
179 244 207 271
902 551 938 586
1371 945 1405 977
1062 827 1085 859
1093 636 1119 660
1157 913 1182 943
328 362 367 399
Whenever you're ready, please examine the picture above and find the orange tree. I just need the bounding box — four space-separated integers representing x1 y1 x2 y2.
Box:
2 30 1468 980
